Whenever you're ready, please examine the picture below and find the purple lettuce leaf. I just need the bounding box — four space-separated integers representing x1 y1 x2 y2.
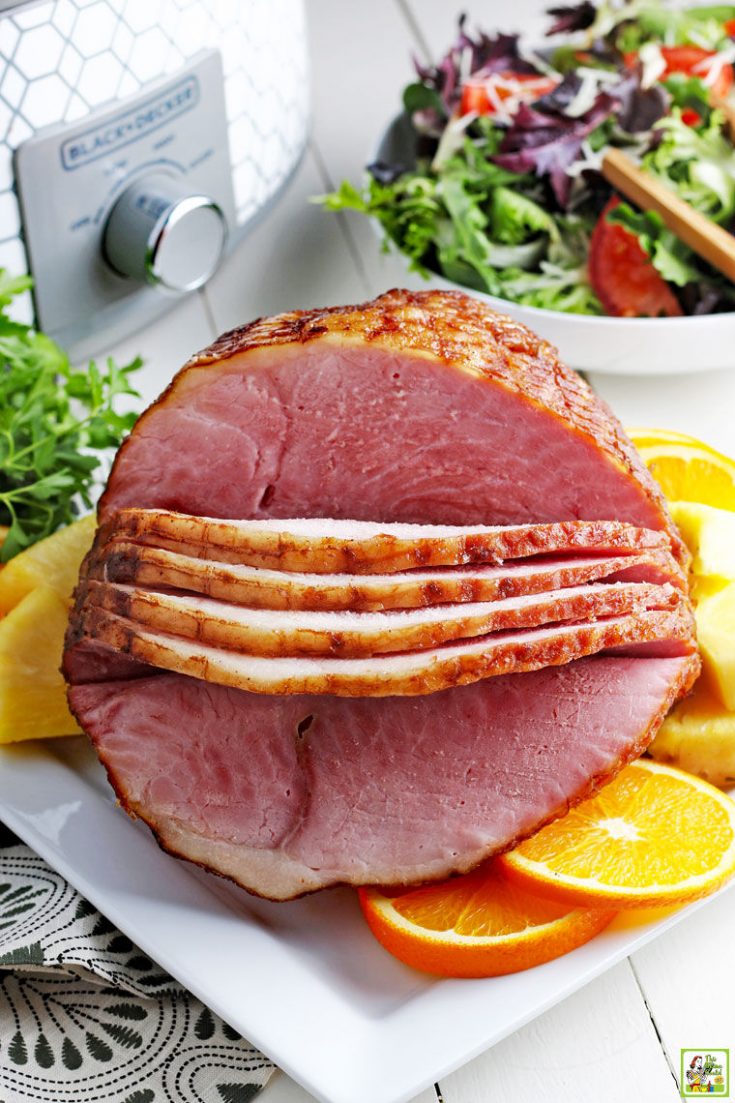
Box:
493 64 670 205
534 72 583 113
585 36 625 65
493 96 615 206
613 69 671 133
545 2 597 36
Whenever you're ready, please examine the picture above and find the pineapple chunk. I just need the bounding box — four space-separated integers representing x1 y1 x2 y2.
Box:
0 584 80 742
650 676 735 789
696 583 735 711
666 502 735 713
650 499 735 784
670 501 735 584
0 513 95 615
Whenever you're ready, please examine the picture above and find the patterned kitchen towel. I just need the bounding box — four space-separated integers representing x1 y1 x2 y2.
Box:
0 827 275 1103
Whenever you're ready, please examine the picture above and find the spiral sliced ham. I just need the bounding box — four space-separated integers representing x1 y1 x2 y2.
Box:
66 289 698 900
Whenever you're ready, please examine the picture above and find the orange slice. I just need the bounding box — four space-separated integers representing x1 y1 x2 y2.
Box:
626 430 735 511
358 863 615 978
500 760 735 909
626 427 695 449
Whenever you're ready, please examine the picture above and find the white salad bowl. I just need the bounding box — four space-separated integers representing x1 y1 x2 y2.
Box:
373 113 735 376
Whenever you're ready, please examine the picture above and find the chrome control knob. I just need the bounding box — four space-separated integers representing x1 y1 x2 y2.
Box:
103 173 227 292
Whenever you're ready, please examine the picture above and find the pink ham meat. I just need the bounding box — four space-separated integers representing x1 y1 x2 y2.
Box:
94 541 685 611
70 653 700 899
66 288 698 900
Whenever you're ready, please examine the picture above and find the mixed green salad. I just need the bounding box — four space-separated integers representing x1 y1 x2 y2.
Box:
323 0 735 317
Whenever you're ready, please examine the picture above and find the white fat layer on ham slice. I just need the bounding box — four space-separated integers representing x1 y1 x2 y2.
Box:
85 579 678 658
79 602 695 696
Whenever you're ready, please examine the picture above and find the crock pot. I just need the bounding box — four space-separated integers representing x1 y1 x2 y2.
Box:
0 0 309 354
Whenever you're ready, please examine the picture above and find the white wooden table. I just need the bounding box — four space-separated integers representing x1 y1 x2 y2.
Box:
96 3 735 1100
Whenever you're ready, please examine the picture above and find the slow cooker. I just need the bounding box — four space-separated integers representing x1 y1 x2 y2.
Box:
0 0 309 354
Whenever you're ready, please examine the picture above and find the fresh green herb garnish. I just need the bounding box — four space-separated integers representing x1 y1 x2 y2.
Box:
0 272 142 561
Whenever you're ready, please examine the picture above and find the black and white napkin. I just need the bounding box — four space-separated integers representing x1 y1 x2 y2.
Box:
0 824 275 1103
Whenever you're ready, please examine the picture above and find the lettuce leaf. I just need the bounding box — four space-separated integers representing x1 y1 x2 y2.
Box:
546 3 597 36
490 187 561 244
646 108 735 222
615 2 735 52
498 262 603 313
662 72 711 116
319 174 444 277
493 97 617 206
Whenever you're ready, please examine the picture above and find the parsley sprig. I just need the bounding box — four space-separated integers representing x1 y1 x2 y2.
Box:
0 271 142 561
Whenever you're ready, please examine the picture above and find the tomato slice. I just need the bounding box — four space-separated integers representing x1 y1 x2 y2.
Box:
460 71 558 116
725 18 735 36
661 45 734 99
626 44 735 99
588 199 683 318
681 106 703 126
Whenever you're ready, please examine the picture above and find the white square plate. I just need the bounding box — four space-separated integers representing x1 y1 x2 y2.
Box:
1 736 731 1103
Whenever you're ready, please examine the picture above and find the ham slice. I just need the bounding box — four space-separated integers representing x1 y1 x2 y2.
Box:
75 600 694 696
85 579 679 657
105 509 670 574
69 653 701 899
94 540 685 610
